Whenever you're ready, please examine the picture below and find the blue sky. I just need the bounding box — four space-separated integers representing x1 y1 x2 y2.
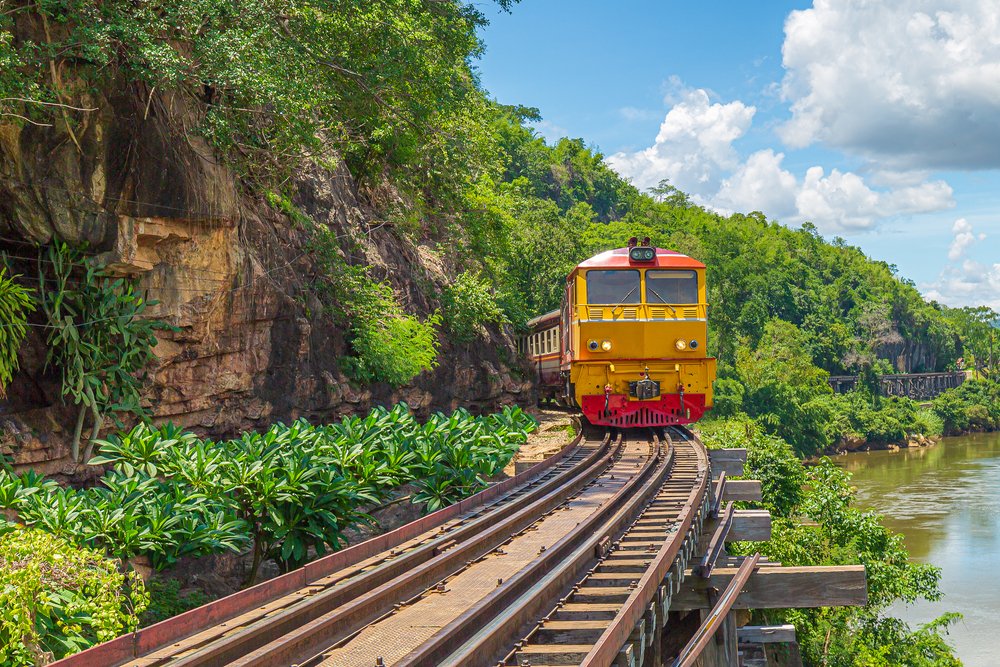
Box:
476 0 1000 310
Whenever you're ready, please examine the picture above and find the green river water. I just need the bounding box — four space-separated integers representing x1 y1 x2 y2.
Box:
837 432 1000 666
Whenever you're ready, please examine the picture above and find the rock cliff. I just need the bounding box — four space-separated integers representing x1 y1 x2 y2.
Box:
0 85 532 475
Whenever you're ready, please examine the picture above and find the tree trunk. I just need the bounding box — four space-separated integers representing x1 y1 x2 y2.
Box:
82 394 102 463
71 403 86 462
245 532 266 586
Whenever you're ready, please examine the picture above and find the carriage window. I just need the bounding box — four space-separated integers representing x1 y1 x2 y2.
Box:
586 270 641 304
645 270 698 304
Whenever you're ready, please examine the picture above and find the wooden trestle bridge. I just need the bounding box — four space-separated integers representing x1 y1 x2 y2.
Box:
54 427 866 667
828 371 965 400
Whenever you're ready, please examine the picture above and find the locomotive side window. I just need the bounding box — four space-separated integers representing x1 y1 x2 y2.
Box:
586 270 641 304
646 270 698 304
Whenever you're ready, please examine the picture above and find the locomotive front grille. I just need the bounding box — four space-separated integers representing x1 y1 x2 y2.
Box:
605 406 679 427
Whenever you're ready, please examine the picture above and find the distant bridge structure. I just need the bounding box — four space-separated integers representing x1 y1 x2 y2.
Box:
828 372 965 400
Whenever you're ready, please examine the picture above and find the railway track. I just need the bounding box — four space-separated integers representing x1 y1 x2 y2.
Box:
57 425 766 667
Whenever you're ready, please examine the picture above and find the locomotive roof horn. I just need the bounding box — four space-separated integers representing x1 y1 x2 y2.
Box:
627 236 638 248
641 237 651 247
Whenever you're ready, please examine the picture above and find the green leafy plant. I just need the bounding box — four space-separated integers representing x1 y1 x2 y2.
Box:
440 269 507 343
38 243 171 463
88 404 534 582
12 468 248 572
308 226 441 386
0 267 35 398
0 526 148 666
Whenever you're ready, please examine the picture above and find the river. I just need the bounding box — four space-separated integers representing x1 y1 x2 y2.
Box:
837 432 1000 666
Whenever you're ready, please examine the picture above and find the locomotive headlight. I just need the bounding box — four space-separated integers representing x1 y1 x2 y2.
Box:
588 339 599 351
674 338 688 351
601 340 613 351
689 339 699 349
628 247 656 262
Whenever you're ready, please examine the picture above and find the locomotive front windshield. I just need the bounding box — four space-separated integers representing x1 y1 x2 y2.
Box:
646 270 698 304
586 270 641 304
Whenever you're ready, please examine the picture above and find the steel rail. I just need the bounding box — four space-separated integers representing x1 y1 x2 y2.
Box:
671 553 761 667
60 429 598 667
695 501 735 579
578 430 710 667
173 435 623 667
393 432 669 667
710 471 727 518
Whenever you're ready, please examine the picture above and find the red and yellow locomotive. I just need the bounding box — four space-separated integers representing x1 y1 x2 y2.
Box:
521 238 716 428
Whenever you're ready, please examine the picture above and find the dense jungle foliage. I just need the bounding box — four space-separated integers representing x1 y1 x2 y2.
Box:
2 0 996 387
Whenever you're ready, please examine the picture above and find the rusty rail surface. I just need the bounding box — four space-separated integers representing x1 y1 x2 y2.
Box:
197 435 623 667
53 428 599 667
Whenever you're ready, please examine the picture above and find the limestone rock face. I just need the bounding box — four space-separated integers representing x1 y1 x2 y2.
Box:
0 88 532 473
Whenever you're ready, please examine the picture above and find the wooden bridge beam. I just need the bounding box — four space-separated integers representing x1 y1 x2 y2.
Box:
729 510 771 541
708 448 746 478
671 565 867 611
721 479 761 503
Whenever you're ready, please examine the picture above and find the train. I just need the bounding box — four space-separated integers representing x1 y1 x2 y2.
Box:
518 238 717 428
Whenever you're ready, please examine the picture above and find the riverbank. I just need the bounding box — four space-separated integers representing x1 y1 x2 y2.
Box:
825 432 940 455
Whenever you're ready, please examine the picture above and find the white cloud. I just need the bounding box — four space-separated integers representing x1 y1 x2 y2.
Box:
606 89 755 193
947 218 986 259
700 148 952 231
780 0 1000 169
714 149 798 219
922 218 998 307
923 261 1000 309
607 85 955 231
